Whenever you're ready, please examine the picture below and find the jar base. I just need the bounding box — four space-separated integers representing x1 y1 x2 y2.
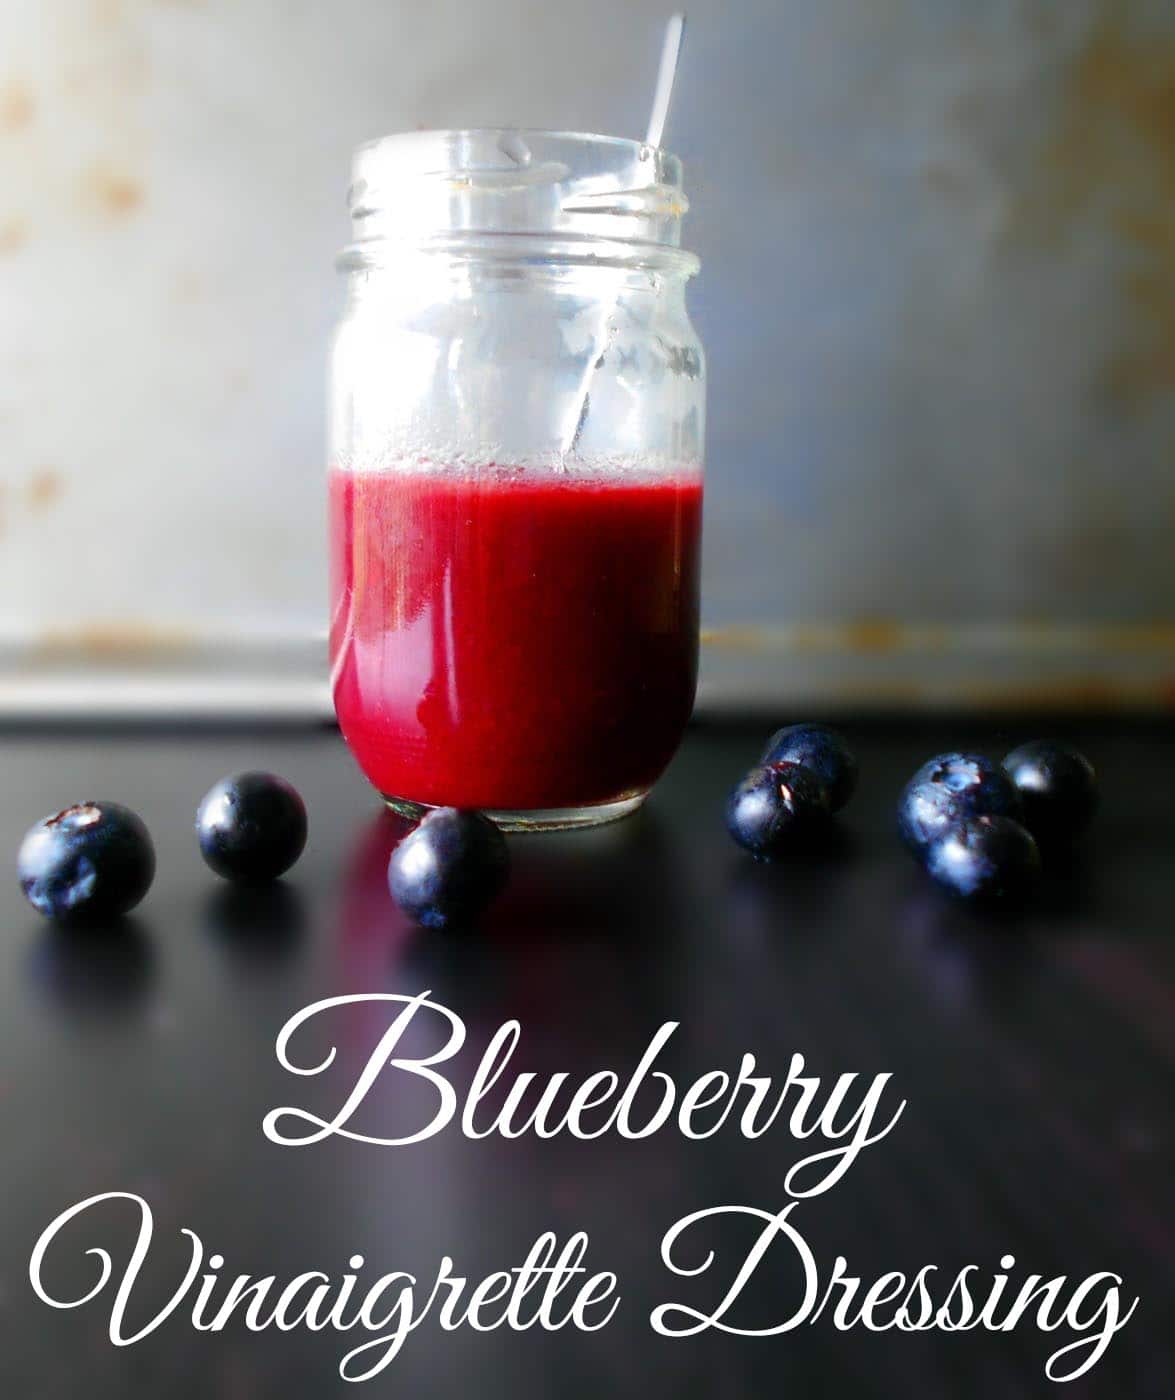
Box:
380 790 649 832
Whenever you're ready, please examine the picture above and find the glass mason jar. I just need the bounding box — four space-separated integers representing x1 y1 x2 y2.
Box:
329 129 705 829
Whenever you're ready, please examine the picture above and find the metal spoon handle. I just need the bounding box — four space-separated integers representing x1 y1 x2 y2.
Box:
560 13 686 460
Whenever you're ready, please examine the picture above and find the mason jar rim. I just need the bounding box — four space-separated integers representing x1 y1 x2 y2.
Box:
344 126 696 267
352 126 681 161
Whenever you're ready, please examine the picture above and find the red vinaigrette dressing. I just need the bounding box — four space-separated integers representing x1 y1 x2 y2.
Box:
329 463 703 813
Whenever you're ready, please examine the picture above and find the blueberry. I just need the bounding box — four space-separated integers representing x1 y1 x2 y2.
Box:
925 815 1041 904
761 723 858 811
1003 740 1098 843
196 772 307 881
898 752 1022 858
725 762 832 859
388 808 509 928
19 801 155 920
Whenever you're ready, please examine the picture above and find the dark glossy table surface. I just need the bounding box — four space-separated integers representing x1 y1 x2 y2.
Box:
0 719 1171 1398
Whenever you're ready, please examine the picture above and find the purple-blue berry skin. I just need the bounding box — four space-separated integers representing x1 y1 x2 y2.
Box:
18 801 155 920
898 752 1022 859
725 762 832 859
196 772 308 882
388 808 509 929
925 815 1041 904
1003 740 1098 843
761 723 858 811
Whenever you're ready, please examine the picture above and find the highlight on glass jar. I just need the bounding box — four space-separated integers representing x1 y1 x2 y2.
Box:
328 128 705 830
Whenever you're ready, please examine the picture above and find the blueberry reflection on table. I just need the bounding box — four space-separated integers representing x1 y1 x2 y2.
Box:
340 803 680 967
327 802 718 1394
201 880 308 968
335 809 421 972
896 880 1038 1016
894 817 1102 1014
28 915 157 1021
722 821 860 946
1032 837 1103 921
332 803 691 1075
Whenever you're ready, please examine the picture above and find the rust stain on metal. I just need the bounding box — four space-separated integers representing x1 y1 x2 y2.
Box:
700 625 773 653
0 81 34 132
697 620 1175 711
784 620 916 655
0 218 29 255
1096 621 1175 652
701 622 950 656
704 673 1175 714
84 164 144 218
1009 1 1175 402
33 623 195 662
839 618 906 654
26 469 62 511
701 620 1175 657
952 676 1156 713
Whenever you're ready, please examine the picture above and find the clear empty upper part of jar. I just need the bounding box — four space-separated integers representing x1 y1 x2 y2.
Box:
333 128 704 471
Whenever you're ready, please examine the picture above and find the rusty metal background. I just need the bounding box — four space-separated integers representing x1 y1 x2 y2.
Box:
1 0 1172 713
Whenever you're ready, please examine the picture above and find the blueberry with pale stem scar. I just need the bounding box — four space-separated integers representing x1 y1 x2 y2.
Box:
898 752 1022 860
18 801 155 920
761 723 858 811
